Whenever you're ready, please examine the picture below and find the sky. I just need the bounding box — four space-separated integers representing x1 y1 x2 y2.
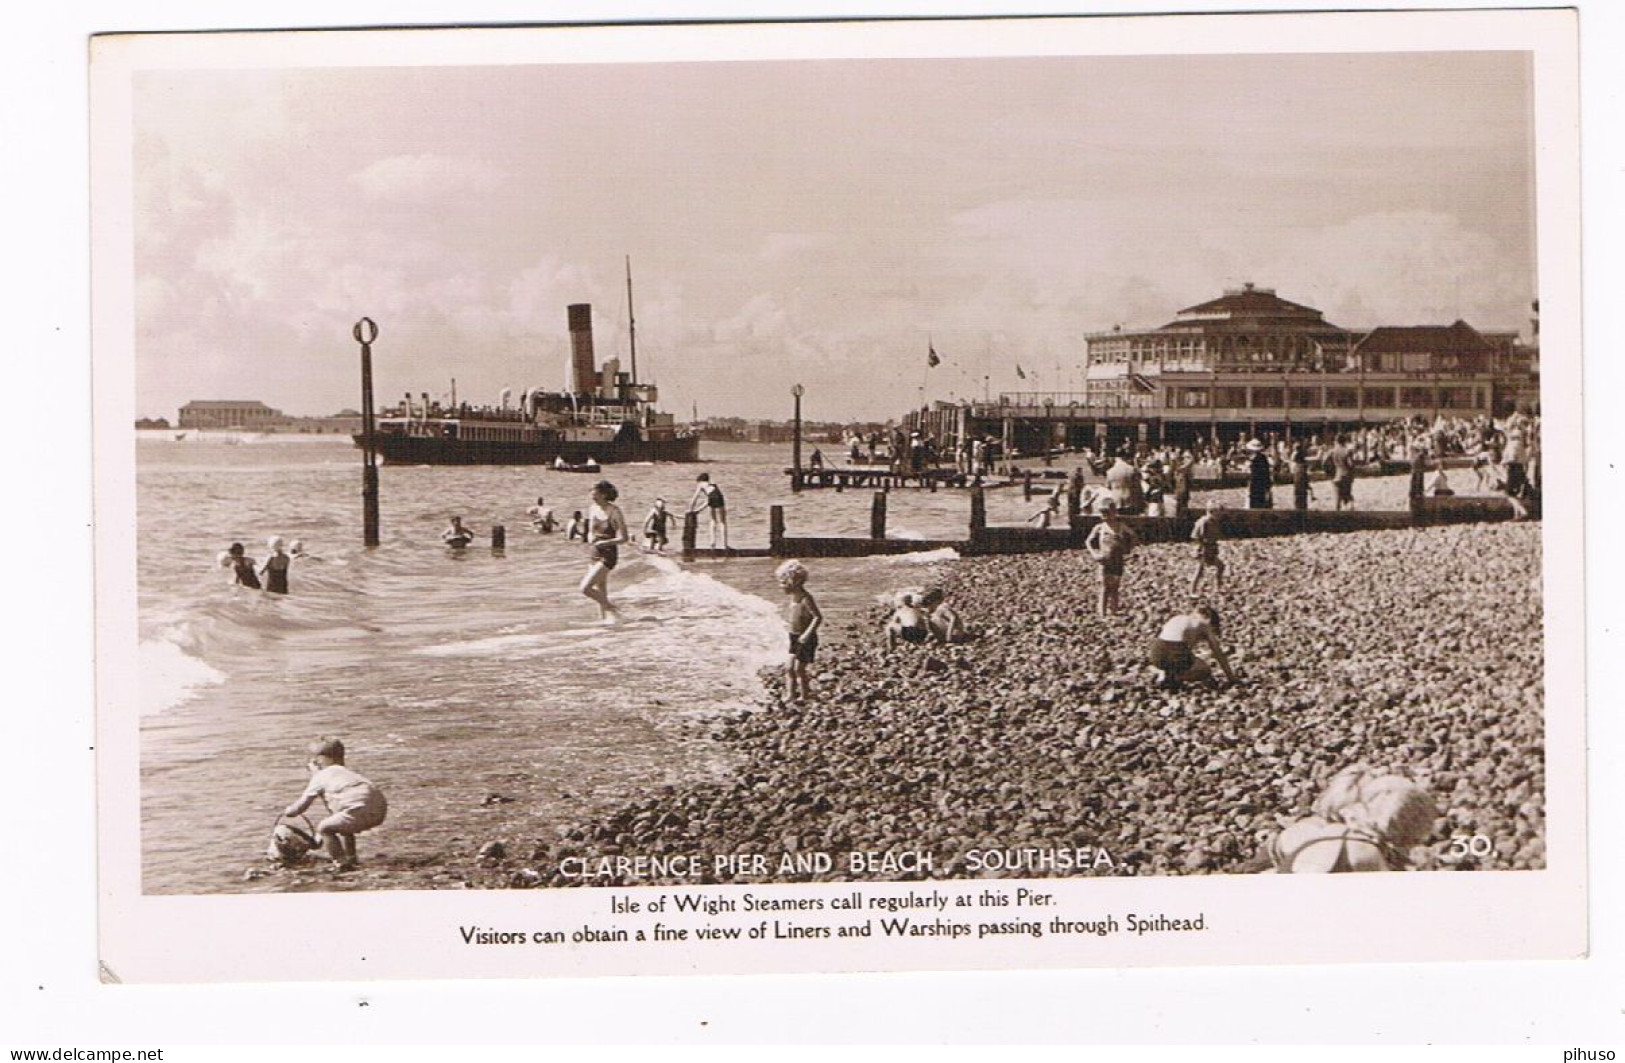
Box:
130 48 1537 423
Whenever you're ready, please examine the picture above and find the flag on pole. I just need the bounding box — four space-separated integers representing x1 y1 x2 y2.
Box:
1015 363 1027 380
927 342 940 368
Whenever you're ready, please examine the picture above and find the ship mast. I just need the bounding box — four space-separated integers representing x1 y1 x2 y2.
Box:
625 255 638 386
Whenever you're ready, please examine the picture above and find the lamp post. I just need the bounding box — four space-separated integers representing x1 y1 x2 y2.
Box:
791 383 805 493
354 317 381 547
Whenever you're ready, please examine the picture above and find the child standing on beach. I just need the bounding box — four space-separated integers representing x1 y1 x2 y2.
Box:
282 737 387 871
1083 502 1136 617
776 560 823 701
1190 504 1224 592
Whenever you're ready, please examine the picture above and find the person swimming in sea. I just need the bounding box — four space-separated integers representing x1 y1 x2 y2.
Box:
580 480 629 623
260 536 292 595
224 542 260 589
527 496 557 533
442 516 474 549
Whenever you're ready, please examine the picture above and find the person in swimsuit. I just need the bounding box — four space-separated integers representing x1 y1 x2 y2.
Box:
1266 767 1438 873
885 592 931 648
1189 504 1224 592
642 498 671 553
917 586 964 645
260 536 291 595
689 473 729 550
527 496 557 533
1148 605 1236 690
442 516 474 549
579 480 629 622
776 560 823 701
226 542 261 589
1028 492 1062 528
1083 501 1137 616
566 511 587 541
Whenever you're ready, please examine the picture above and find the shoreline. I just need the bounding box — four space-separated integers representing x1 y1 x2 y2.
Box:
246 509 1544 892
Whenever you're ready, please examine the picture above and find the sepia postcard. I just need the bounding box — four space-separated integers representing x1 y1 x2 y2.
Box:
91 8 1585 982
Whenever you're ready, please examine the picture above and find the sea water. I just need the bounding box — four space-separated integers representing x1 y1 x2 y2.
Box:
133 436 1062 893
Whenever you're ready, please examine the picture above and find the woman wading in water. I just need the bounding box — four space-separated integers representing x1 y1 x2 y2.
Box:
580 480 629 623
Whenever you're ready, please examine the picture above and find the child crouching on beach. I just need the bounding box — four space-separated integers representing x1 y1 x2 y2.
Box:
776 560 823 702
283 737 387 871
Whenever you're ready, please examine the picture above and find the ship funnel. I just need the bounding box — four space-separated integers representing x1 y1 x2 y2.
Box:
567 304 600 394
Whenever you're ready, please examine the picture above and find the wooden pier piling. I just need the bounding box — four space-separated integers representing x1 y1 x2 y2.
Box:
870 491 888 540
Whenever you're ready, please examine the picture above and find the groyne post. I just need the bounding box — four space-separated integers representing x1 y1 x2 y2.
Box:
1408 451 1427 522
1068 468 1083 524
682 510 698 556
969 485 986 535
770 505 786 553
490 523 505 553
870 491 888 540
1023 470 1033 501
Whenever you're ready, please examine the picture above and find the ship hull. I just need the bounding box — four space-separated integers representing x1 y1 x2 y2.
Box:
358 432 701 466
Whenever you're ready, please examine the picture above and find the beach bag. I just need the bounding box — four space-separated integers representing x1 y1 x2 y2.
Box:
266 815 318 864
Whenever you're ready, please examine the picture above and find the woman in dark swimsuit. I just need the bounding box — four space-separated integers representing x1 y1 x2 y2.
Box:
579 481 629 622
260 536 291 595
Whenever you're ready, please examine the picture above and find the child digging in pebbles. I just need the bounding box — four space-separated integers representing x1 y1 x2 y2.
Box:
776 560 823 702
1149 605 1237 691
282 737 387 872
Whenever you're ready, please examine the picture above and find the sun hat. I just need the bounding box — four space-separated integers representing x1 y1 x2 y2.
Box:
1245 439 1265 452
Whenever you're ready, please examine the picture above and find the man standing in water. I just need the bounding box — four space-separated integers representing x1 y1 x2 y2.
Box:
580 481 629 623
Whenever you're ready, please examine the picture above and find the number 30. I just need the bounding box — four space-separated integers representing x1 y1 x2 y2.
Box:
1446 835 1496 859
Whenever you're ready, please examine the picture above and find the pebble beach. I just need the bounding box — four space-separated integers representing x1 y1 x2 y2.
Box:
259 479 1543 890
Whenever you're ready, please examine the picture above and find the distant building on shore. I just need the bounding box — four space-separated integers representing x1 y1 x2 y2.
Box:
178 400 290 430
906 283 1536 454
135 416 171 430
174 400 361 434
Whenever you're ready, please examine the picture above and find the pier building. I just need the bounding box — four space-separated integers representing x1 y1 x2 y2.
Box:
904 284 1534 455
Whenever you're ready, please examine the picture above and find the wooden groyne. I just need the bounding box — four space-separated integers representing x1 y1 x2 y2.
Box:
679 485 1533 562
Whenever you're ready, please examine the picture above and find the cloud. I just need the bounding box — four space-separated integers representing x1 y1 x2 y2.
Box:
350 154 505 203
758 231 836 261
1260 211 1530 332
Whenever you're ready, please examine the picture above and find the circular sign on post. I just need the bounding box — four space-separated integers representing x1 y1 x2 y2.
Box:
353 318 379 345
791 383 805 399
